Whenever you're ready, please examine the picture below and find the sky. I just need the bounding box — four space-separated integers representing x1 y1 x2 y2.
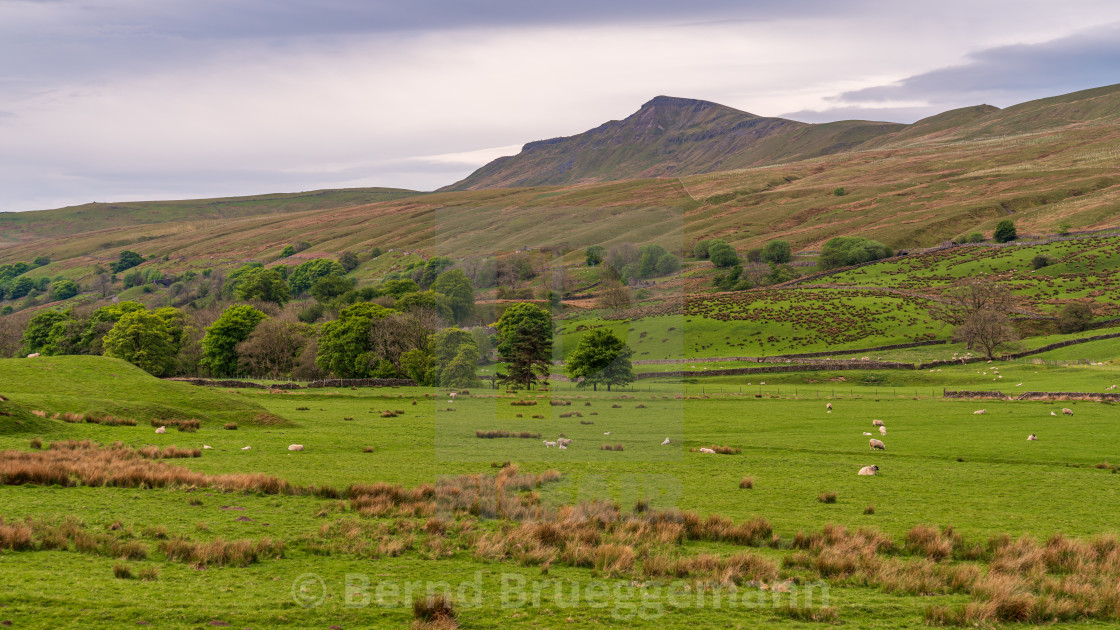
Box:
1 0 1119 212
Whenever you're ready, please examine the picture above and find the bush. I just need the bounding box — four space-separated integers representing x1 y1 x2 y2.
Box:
708 242 739 268
279 245 296 257
1031 255 1050 269
760 240 792 264
49 279 79 300
833 187 846 196
585 245 605 266
32 255 50 267
298 303 324 323
338 251 359 271
110 250 144 273
370 247 382 258
692 239 712 259
1057 302 1093 333
994 219 1017 243
968 232 984 243
819 236 892 269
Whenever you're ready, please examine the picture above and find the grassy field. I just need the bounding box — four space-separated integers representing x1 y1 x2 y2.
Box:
4 356 1120 628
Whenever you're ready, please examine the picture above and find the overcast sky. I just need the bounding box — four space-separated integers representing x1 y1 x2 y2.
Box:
1 0 1118 212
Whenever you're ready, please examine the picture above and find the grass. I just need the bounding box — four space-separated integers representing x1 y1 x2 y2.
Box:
4 356 1120 627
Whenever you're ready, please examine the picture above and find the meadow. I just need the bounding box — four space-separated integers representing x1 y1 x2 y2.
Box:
3 356 1120 628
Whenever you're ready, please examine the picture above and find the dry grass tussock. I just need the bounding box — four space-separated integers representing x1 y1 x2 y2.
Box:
160 537 285 568
475 430 541 439
0 441 296 494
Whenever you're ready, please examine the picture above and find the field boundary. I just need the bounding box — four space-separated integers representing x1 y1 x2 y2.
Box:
944 389 1120 402
167 377 416 389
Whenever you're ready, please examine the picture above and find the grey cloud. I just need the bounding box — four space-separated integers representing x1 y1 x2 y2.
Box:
778 105 942 124
832 23 1120 106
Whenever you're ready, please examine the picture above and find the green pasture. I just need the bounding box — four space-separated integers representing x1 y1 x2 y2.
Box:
3 357 1120 627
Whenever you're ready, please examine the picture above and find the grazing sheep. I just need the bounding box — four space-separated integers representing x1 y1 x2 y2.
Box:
858 465 879 476
154 426 166 434
698 447 716 454
288 444 304 451
826 403 832 411
543 441 557 448
661 437 671 446
879 425 886 436
557 438 572 446
203 445 213 450
1051 411 1057 416
1062 408 1074 416
558 444 567 450
869 439 885 451
973 409 987 415
26 353 40 358
1027 434 1038 441
241 446 251 451
872 419 884 427
603 431 610 435
863 432 872 436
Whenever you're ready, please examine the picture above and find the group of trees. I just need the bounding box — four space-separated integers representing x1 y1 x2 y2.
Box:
819 237 893 269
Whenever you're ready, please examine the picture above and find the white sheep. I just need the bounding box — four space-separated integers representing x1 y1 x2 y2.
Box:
603 431 610 435
858 465 879 476
869 439 886 451
26 353 40 358
543 441 556 448
154 426 166 434
879 425 886 436
557 438 572 446
661 437 671 446
826 403 832 411
1062 408 1074 416
241 446 251 451
1027 434 1038 441
973 409 987 415
1051 411 1057 416
203 445 213 450
872 419 884 427
863 432 872 436
558 444 567 450
288 444 304 451
698 447 716 454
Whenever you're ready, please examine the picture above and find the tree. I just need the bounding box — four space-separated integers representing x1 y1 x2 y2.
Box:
310 275 353 303
236 319 310 378
994 220 1017 243
1057 222 1072 236
693 239 713 259
288 259 346 295
21 310 71 355
418 256 453 288
369 309 443 376
316 302 396 377
280 245 296 258
338 251 359 271
598 282 631 310
431 327 481 388
370 247 383 258
833 187 846 196
565 329 634 391
708 242 739 268
929 278 1019 358
235 268 290 305
103 310 177 376
110 250 144 273
32 255 50 267
49 279 79 301
201 305 267 377
1031 255 1050 270
495 303 552 389
585 245 605 266
396 290 454 322
1057 302 1094 334
431 269 475 323
968 232 984 243
819 237 892 269
654 253 680 276
637 244 668 278
382 279 420 298
760 240 792 264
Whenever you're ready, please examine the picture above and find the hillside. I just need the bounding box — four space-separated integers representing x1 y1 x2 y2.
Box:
442 96 813 190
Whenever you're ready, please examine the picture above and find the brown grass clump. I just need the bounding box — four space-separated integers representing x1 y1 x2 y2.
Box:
611 403 621 408
475 430 541 439
580 420 594 425
223 423 238 430
510 400 537 406
906 525 957 562
412 593 458 629
159 537 285 568
776 605 839 623
86 415 137 426
818 492 838 504
363 446 375 453
29 438 42 450
739 477 754 489
138 566 159 581
549 400 571 406
113 562 133 579
599 444 624 451
62 412 85 423
137 445 202 459
864 504 876 515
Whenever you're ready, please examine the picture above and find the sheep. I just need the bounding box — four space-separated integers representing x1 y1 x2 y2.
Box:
1051 411 1057 416
661 437 671 446
698 447 716 454
203 445 213 450
557 438 572 447
863 432 872 436
543 441 557 448
858 465 879 476
241 446 251 451
558 444 567 450
26 353 40 358
973 409 987 415
826 403 832 411
154 426 166 434
879 425 886 436
1027 434 1038 441
1062 408 1074 416
872 419 884 427
288 444 304 451
603 431 611 435
869 439 885 451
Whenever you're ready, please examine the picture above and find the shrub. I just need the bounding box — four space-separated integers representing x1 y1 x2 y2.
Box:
1057 302 1093 333
820 236 892 269
113 562 133 579
708 242 739 268
968 232 984 243
138 566 159 581
1031 255 1050 269
832 187 846 196
739 477 754 489
994 219 1017 243
760 240 792 264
